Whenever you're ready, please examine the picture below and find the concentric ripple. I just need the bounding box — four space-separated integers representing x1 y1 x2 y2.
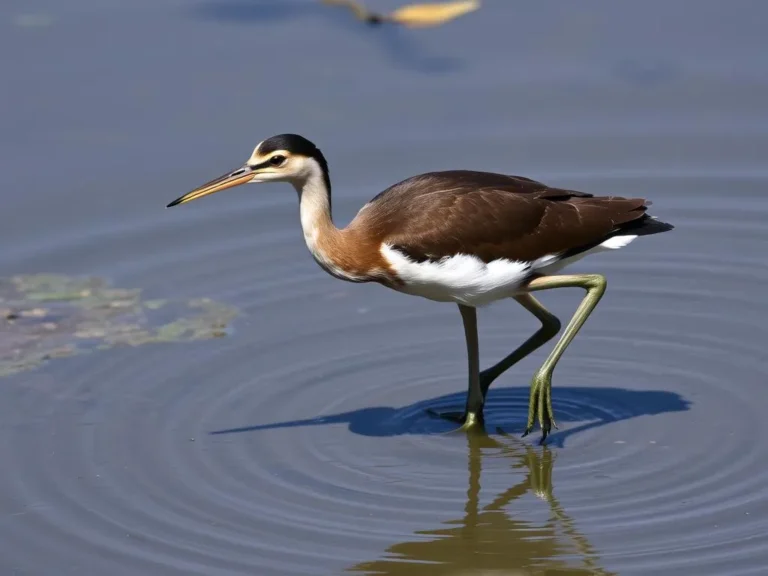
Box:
3 169 768 576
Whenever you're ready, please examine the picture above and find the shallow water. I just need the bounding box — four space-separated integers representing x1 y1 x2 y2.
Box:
2 1 768 574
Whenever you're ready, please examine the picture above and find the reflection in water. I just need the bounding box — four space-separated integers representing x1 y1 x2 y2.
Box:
348 429 614 576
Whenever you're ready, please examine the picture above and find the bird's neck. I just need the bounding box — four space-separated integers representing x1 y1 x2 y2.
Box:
292 164 361 281
293 164 337 242
291 164 386 284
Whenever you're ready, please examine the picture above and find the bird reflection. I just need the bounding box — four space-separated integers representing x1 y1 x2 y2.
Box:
347 427 614 576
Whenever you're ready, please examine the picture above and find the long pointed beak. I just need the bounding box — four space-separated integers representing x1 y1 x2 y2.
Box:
166 166 254 208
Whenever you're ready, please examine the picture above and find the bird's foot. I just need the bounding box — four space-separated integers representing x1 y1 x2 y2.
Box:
521 372 558 445
426 408 485 433
425 409 465 423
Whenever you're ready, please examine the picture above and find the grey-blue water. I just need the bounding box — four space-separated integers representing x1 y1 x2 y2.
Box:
2 1 768 574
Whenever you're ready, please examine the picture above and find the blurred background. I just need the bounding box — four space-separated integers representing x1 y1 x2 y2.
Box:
2 1 768 575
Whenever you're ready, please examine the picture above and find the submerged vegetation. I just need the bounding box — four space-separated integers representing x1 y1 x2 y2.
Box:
0 274 238 377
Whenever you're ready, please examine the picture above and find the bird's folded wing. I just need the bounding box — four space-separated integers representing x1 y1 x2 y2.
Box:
362 171 648 264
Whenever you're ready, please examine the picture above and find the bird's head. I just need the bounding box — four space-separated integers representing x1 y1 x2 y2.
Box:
167 133 329 208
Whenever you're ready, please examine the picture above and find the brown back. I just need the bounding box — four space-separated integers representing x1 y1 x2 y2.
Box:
353 170 649 264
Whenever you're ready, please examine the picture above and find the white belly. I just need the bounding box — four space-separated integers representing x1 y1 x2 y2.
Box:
381 244 531 307
380 234 638 307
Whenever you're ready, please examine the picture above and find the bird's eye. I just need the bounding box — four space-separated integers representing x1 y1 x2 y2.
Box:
269 155 286 166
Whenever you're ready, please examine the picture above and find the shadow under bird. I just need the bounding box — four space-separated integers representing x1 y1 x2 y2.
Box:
167 134 674 443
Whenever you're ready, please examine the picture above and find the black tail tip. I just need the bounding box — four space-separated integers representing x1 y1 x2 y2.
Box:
638 216 675 236
653 218 675 231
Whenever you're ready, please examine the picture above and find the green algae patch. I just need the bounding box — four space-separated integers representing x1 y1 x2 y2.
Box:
0 274 238 377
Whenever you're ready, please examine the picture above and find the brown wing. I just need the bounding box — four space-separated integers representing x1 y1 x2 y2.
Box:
356 170 650 264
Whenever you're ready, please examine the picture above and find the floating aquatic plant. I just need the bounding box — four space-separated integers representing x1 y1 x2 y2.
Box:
0 274 238 377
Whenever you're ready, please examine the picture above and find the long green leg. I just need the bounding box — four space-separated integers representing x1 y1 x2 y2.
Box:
521 274 607 443
427 304 484 431
428 296 561 428
459 303 484 430
479 293 562 396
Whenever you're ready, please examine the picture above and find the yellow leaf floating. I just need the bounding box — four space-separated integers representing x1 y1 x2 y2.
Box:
389 0 480 28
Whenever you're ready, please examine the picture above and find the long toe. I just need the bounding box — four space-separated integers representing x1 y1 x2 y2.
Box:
457 411 484 433
522 380 556 442
426 408 467 424
524 384 540 437
543 382 558 431
436 411 485 435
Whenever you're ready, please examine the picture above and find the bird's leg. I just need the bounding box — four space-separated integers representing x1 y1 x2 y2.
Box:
478 294 562 396
521 274 607 443
427 304 484 431
428 297 560 429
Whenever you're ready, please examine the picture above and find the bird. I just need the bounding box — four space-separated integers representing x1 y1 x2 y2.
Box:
166 133 674 443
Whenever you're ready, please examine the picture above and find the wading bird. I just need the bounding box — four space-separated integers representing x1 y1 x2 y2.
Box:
167 134 673 443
